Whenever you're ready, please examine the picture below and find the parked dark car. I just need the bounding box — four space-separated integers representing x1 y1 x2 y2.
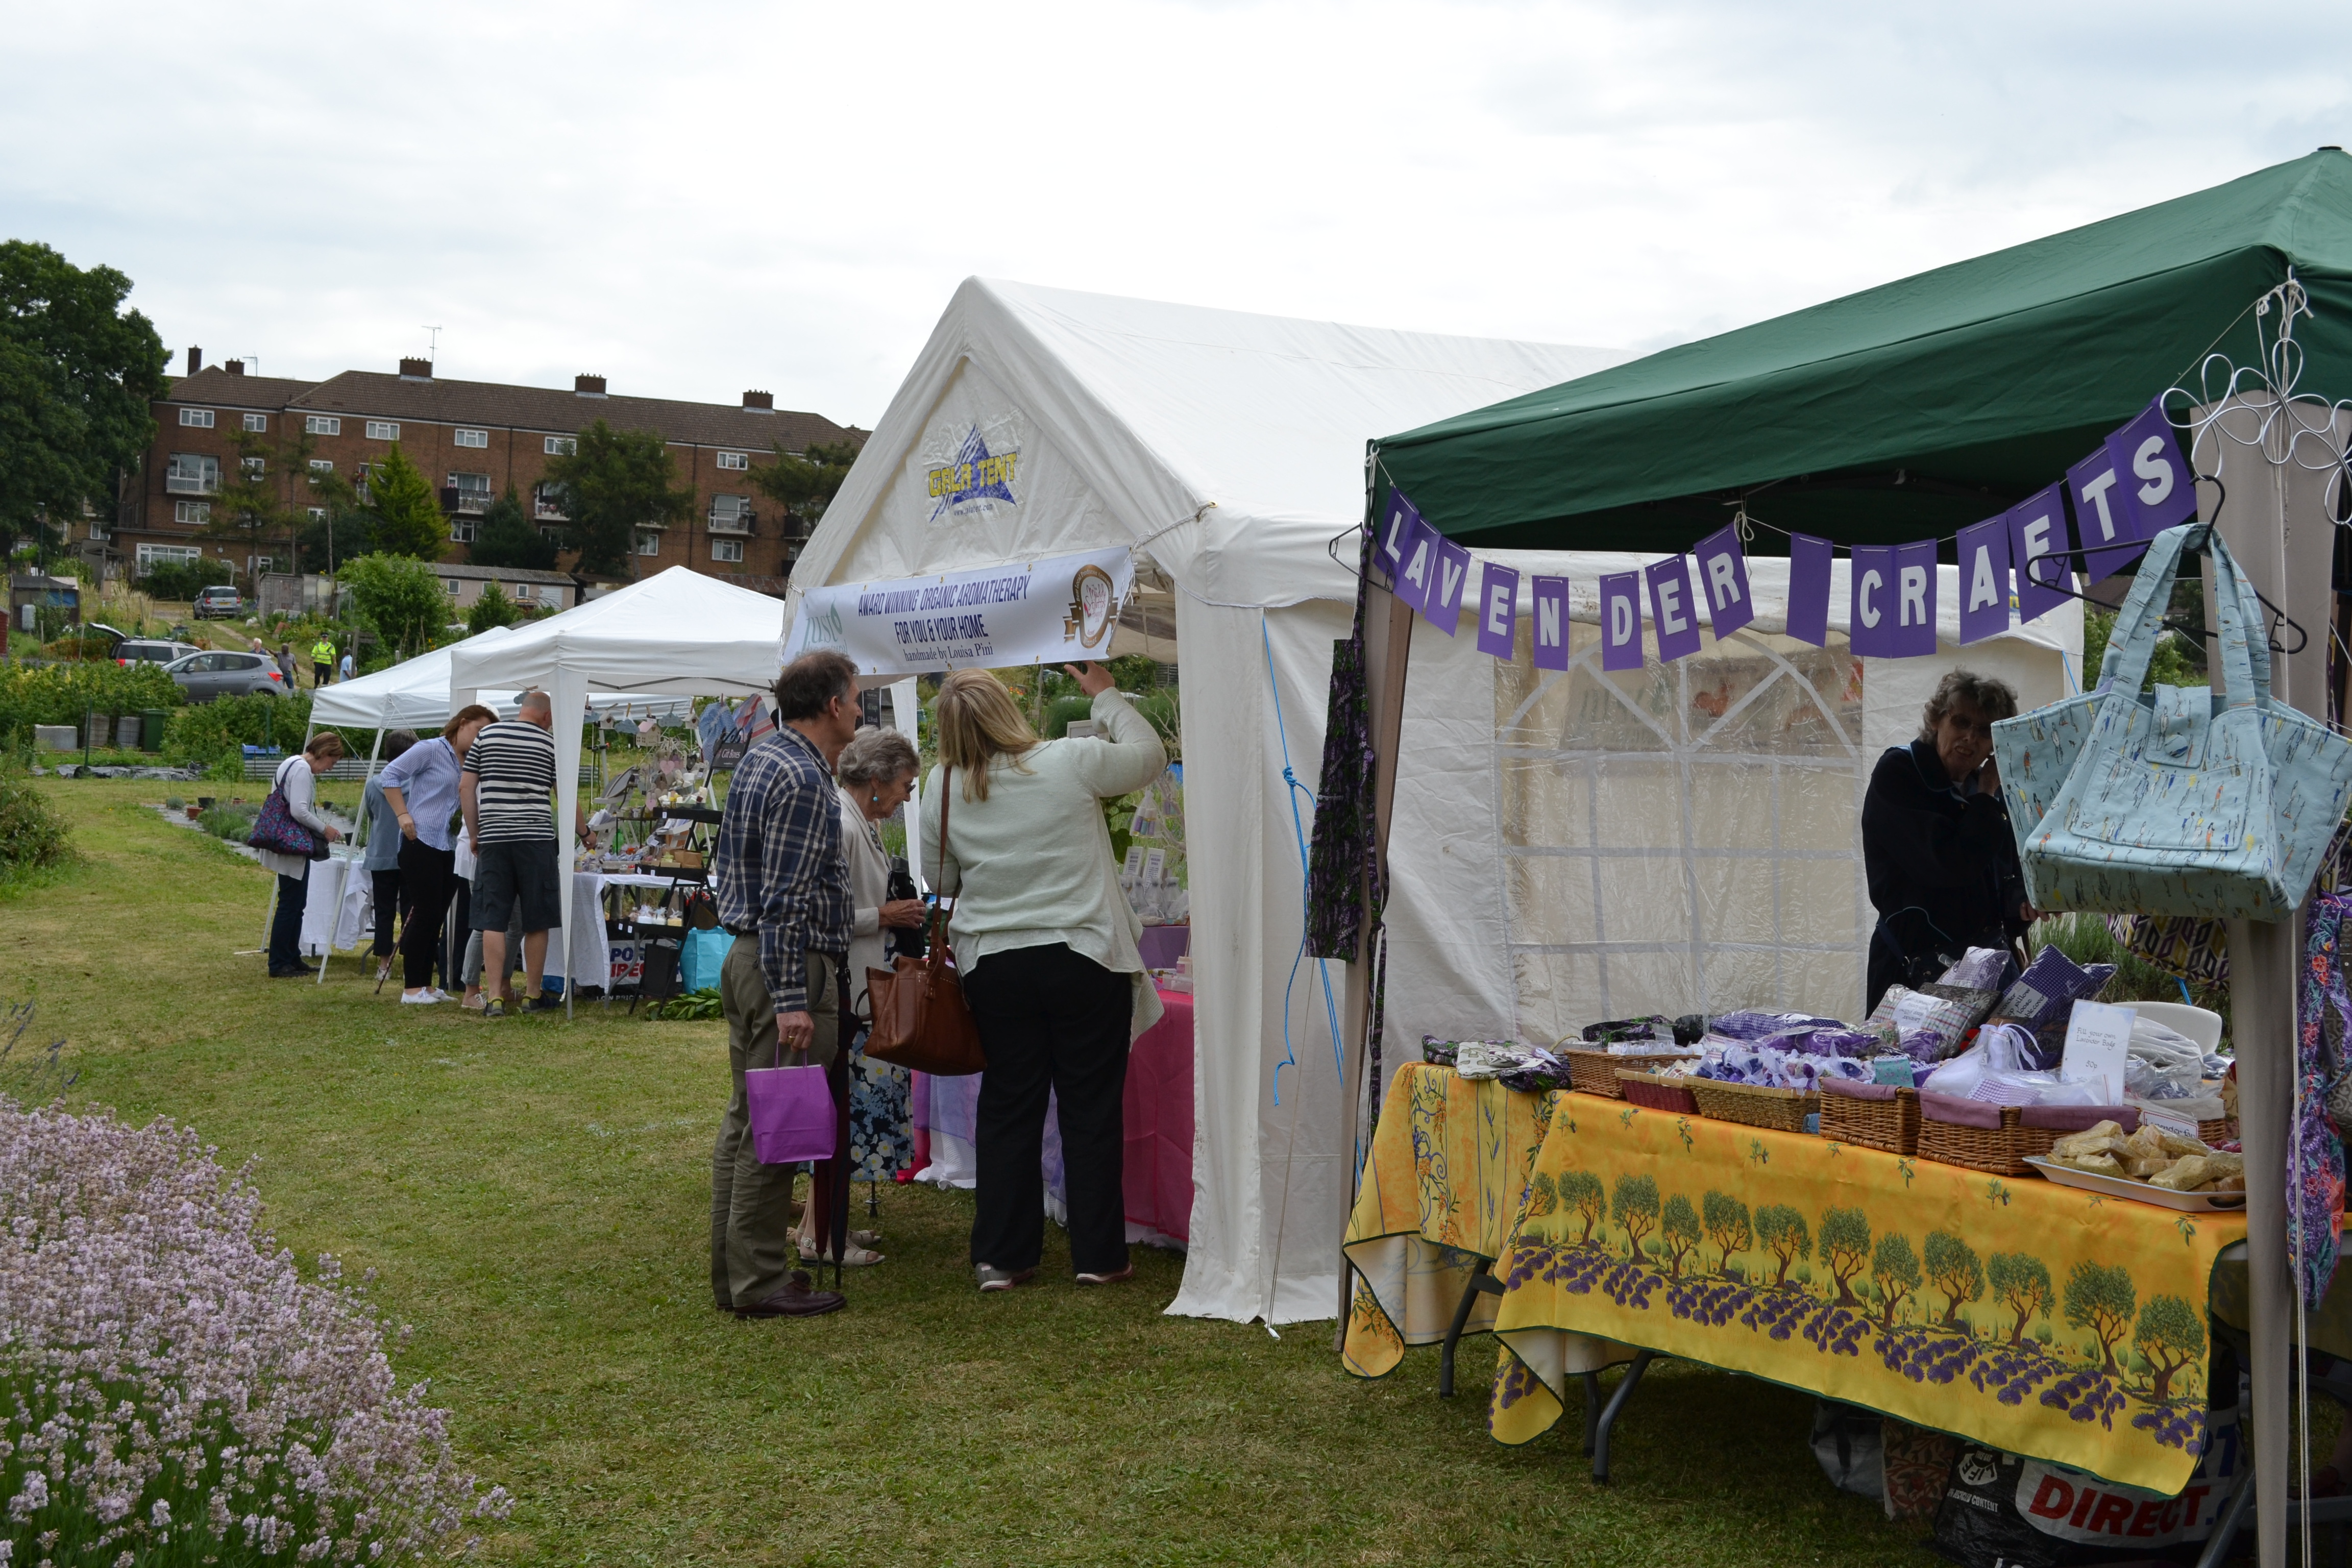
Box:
164 650 286 701
192 585 248 620
115 639 201 668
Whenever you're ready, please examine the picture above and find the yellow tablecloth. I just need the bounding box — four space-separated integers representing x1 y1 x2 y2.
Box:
1340 1063 1632 1381
1490 1093 2246 1494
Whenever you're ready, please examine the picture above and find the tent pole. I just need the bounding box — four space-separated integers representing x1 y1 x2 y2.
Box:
1334 578 1415 1343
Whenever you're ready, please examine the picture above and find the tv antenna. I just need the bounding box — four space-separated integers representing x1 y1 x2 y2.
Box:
422 325 443 363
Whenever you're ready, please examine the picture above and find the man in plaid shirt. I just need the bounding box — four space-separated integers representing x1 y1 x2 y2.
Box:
710 650 860 1319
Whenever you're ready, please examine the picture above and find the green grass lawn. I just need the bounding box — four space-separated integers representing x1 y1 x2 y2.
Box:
4 780 1938 1566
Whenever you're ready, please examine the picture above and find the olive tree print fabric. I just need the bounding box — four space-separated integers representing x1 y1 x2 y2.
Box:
1487 1094 2244 1495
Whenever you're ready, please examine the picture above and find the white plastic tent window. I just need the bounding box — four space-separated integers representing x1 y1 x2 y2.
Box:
1495 618 1870 1038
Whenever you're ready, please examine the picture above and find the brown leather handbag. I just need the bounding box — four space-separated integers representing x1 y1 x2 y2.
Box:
864 765 987 1075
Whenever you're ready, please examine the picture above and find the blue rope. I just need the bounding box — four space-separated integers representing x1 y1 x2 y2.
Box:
1263 619 1344 1105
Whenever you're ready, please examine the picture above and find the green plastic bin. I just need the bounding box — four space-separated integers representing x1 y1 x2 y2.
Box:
139 709 169 753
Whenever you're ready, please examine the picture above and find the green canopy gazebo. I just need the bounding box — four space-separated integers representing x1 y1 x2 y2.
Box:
1343 152 2352 1561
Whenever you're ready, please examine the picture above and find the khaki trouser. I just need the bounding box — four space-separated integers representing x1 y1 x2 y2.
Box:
709 935 840 1310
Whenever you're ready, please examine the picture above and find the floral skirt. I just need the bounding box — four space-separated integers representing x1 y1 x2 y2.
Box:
847 1027 913 1183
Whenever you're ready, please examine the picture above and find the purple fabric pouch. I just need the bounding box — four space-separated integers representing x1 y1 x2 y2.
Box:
1919 1090 2006 1129
1821 1079 1899 1102
2019 1103 2140 1133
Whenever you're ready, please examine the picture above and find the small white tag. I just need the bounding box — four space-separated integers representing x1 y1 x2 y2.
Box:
1890 992 1937 1034
2062 1000 2138 1104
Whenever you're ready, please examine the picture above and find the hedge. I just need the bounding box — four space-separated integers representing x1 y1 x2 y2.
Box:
0 662 183 747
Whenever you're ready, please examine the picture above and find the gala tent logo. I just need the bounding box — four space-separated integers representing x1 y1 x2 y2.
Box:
926 424 1020 522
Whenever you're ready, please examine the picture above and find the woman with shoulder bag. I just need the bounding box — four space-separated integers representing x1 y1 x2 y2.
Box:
922 663 1166 1292
258 732 347 977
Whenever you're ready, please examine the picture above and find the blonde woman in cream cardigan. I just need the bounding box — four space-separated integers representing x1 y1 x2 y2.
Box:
921 662 1165 1292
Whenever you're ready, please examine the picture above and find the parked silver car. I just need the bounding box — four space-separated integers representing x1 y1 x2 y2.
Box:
164 650 287 702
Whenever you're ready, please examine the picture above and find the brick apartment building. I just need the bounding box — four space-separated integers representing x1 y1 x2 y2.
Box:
110 350 864 595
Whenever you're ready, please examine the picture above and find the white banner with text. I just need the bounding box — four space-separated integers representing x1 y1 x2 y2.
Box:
785 547 1134 676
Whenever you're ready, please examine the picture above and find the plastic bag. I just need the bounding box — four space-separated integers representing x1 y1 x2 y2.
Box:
1938 946 2014 991
1866 986 1980 1059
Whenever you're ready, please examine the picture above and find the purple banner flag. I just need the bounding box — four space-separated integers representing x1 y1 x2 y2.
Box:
1891 539 1938 657
1600 572 1644 671
1956 516 2012 645
1531 576 1571 671
1785 533 1834 646
1425 538 1473 632
1392 513 1436 611
2106 399 2198 535
1476 563 1520 658
2008 485 2073 624
1849 544 1898 657
2068 447 2145 578
1645 555 1703 662
1377 489 1422 589
1693 524 1755 639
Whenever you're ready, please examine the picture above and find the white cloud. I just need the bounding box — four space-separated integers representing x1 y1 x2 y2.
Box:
5 0 2345 424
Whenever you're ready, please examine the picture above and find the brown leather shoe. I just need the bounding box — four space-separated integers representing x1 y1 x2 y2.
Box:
734 1269 846 1318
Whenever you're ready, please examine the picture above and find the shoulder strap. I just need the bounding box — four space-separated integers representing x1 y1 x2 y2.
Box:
937 764 952 880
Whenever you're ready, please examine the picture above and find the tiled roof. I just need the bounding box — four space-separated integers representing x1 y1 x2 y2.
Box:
430 564 579 585
287 371 860 453
163 368 323 410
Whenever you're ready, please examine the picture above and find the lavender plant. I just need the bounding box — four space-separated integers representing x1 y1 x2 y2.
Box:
0 1094 509 1563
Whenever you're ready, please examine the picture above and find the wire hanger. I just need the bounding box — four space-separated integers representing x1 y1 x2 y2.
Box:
2020 481 2310 656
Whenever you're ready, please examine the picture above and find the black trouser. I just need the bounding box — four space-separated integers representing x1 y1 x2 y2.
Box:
268 872 308 972
396 840 455 990
370 868 402 957
963 943 1134 1276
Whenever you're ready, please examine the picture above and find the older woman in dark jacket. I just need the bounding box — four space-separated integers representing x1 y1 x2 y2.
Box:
1860 670 2033 1010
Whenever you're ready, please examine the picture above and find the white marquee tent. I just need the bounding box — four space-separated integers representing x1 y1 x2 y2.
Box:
780 277 1626 1324
313 626 692 734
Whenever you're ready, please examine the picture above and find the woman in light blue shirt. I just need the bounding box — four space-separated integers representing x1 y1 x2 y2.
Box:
360 730 418 984
379 703 496 1003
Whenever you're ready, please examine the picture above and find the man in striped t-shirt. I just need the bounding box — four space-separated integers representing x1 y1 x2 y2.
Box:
460 689 583 1017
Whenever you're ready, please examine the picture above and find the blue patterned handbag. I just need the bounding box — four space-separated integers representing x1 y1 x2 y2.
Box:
1990 522 2352 919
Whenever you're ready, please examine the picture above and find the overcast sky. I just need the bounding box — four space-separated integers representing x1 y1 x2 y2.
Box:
6 2 2347 428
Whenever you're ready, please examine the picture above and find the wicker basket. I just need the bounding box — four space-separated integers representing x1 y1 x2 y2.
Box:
2198 1116 2239 1147
1563 1048 1697 1099
1918 1103 2035 1175
1818 1085 1921 1155
1686 1078 1819 1133
1616 1069 1699 1115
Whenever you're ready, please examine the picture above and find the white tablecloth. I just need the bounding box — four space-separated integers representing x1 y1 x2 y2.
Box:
555 871 683 991
297 853 373 958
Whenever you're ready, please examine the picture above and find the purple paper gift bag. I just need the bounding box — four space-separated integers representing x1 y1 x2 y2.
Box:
1476 562 1520 659
1531 575 1571 671
1645 555 1703 662
746 1062 837 1165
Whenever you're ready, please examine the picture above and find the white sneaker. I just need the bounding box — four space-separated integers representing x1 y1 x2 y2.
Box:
399 989 445 1005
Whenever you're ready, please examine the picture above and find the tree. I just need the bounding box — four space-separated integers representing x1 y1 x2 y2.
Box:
1755 1205 1810 1286
2064 1261 2138 1373
1659 1193 1702 1278
341 553 446 659
1611 1174 1659 1261
538 419 693 575
1702 1190 1753 1275
749 435 862 532
466 581 525 636
0 241 168 560
1557 1171 1606 1245
1872 1234 1922 1327
1819 1208 1872 1307
1988 1252 2054 1345
367 443 446 560
2133 1294 2206 1403
468 486 556 570
1924 1232 1987 1328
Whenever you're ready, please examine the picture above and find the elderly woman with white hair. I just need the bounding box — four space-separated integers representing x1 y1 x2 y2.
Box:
793 725 927 1265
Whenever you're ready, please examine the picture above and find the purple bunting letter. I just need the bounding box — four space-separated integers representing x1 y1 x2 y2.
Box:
1377 490 1420 588
1531 576 1571 671
1424 538 1473 632
1849 545 1897 657
1477 563 1520 659
1785 533 1834 646
2105 399 2198 535
1645 556 1703 662
1392 513 1436 611
2008 485 2073 624
1956 516 2011 645
1891 539 1938 657
1693 525 1755 639
2068 447 2145 577
1600 572 1643 671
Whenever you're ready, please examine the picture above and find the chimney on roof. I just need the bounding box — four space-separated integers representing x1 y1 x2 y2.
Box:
224 360 245 376
399 356 433 381
186 347 202 375
575 374 607 398
742 389 774 412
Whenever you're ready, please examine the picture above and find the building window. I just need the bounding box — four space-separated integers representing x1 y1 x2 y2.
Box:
307 507 327 521
137 543 204 573
716 451 748 471
454 427 488 448
242 412 267 432
309 458 334 473
305 415 340 435
445 579 460 595
446 473 491 515
173 501 211 525
711 538 744 564
537 525 567 544
635 530 661 556
250 557 274 575
366 420 399 440
708 494 751 533
241 456 265 478
511 582 533 602
544 435 576 456
449 516 477 544
352 463 372 503
533 483 567 521
165 453 220 494
179 407 214 428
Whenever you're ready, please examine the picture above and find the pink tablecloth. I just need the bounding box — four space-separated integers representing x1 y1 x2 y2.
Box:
1122 988 1194 1243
